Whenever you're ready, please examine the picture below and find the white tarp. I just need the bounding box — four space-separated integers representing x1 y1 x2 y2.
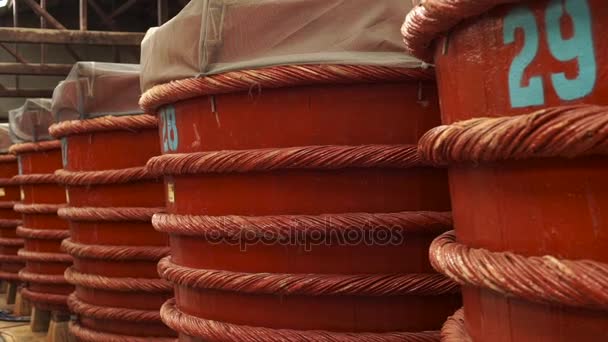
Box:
140 0 422 91
0 124 12 153
9 98 53 143
52 62 144 122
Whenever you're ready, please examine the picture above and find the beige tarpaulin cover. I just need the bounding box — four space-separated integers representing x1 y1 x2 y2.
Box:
52 62 144 122
140 0 422 91
9 99 54 143
0 125 12 153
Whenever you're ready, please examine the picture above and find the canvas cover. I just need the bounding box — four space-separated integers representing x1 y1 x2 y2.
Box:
0 125 12 153
52 62 144 122
140 0 422 91
9 98 54 143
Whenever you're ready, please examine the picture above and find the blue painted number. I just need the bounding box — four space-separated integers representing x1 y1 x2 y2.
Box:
160 106 179 152
504 6 544 108
504 0 596 108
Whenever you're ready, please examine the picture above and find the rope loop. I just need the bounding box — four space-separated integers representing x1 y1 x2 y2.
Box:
55 167 159 186
64 267 172 293
59 206 161 222
62 239 169 261
49 115 158 139
68 321 176 342
9 140 61 154
68 293 163 323
14 203 64 214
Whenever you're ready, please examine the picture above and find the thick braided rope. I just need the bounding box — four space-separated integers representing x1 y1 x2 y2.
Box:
0 178 19 186
161 299 440 342
431 231 608 310
18 269 69 285
0 219 21 228
12 173 60 185
0 254 23 263
153 211 451 238
158 257 457 297
0 270 21 281
58 206 161 222
62 239 169 261
20 287 68 307
55 166 158 186
441 308 471 342
418 105 608 166
69 321 176 342
0 201 18 209
17 226 69 240
0 154 17 162
140 64 433 113
14 203 63 214
68 293 163 323
49 114 158 139
9 140 61 154
65 267 172 293
401 0 522 61
147 145 423 176
0 237 24 246
18 249 72 263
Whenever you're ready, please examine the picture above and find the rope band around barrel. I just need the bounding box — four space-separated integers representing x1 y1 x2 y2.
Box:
49 115 158 139
161 299 440 342
431 231 608 310
20 287 68 308
55 166 159 186
158 257 457 297
0 178 19 186
18 249 72 263
58 206 162 222
0 219 21 228
65 267 172 293
153 211 451 238
17 226 70 240
440 308 471 342
418 105 608 165
18 269 70 285
140 64 433 113
68 293 163 323
9 140 61 154
401 0 522 61
14 203 64 214
0 154 17 162
62 239 169 261
12 173 60 185
0 201 18 209
68 321 176 342
0 254 23 263
146 145 424 176
0 237 24 246
0 270 21 281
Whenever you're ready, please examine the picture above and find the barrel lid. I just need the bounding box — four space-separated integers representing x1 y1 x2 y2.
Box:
52 62 144 122
8 98 54 143
140 0 425 92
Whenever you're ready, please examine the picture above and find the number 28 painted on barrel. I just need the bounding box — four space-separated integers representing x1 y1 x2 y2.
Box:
160 105 179 152
504 0 596 108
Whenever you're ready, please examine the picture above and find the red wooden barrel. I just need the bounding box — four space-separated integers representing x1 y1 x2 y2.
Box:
403 0 608 341
141 65 461 341
49 115 175 341
0 153 23 284
10 141 72 312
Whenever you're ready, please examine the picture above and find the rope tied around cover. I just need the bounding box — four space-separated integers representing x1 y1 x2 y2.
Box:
418 105 608 165
9 140 61 154
140 64 433 113
160 299 440 342
49 114 158 139
401 0 523 61
431 231 608 310
62 239 169 261
146 145 424 176
158 256 457 297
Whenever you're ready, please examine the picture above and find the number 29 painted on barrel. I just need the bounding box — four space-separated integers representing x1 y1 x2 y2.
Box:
504 0 596 108
160 105 179 153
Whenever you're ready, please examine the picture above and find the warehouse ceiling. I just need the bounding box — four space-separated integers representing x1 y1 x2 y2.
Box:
0 0 188 122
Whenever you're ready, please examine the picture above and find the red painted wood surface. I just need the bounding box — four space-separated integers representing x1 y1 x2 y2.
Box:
63 125 173 338
433 0 608 340
161 82 460 340
18 147 72 311
0 157 22 282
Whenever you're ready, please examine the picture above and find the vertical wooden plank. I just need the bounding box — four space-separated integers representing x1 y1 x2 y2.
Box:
79 0 87 30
